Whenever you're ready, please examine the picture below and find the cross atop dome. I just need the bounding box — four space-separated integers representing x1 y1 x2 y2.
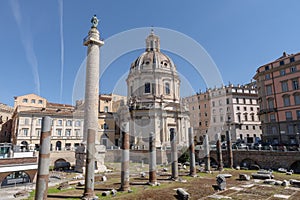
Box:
146 30 160 52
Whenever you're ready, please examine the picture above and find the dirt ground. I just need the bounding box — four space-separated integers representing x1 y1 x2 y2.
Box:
42 163 300 200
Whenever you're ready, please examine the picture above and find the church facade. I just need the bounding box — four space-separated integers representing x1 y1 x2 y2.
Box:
125 31 190 149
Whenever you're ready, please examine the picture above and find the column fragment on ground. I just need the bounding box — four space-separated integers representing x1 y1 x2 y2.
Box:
188 127 196 176
35 116 51 200
170 128 178 180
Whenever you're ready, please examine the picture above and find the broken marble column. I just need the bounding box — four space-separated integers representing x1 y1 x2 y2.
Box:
170 128 178 180
35 116 51 200
120 124 130 191
204 134 210 171
149 132 157 185
188 127 196 176
216 133 223 171
226 130 233 168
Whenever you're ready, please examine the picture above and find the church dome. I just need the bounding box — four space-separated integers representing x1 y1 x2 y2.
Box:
127 31 180 102
129 31 177 73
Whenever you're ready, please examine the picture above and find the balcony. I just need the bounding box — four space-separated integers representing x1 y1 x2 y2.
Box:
258 108 277 115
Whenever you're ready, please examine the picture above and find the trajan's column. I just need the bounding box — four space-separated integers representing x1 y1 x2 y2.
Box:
82 15 104 200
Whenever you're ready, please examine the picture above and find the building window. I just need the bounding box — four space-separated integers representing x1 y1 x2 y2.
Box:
244 114 248 121
292 79 299 90
75 120 81 127
285 111 292 121
38 100 43 104
104 106 109 112
265 65 269 71
246 125 249 130
294 93 300 105
24 118 30 125
165 82 170 95
36 118 42 126
297 110 300 120
290 66 297 73
144 82 151 93
22 98 28 103
66 120 72 126
237 115 241 122
65 129 71 136
267 98 274 109
250 107 254 111
272 126 277 134
243 107 247 111
57 120 63 126
219 100 222 106
23 128 29 136
220 116 224 122
280 69 286 76
103 123 109 130
36 129 41 137
213 117 216 123
75 129 81 137
288 124 294 134
283 95 291 107
251 115 255 121
219 108 223 114
236 98 239 104
290 57 295 63
281 81 289 92
266 85 273 95
265 74 271 80
253 126 256 130
280 60 285 66
270 114 276 122
31 99 36 104
212 101 215 107
226 98 230 104
56 129 62 136
237 106 240 110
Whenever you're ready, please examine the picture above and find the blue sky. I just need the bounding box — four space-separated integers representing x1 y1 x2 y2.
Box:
1 0 300 106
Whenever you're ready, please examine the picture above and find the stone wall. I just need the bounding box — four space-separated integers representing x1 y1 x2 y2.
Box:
205 149 300 171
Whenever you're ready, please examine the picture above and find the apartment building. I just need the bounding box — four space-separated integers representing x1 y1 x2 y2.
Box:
184 83 261 144
11 94 84 151
0 103 13 143
254 52 300 146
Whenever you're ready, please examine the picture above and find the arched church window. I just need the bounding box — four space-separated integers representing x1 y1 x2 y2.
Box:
165 82 170 95
145 82 151 93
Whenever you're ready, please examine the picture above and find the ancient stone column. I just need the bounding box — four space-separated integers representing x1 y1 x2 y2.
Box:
188 127 196 176
170 128 178 180
82 15 104 200
120 127 130 191
35 116 51 200
226 130 233 168
83 129 96 198
216 133 223 171
149 132 157 185
204 134 211 171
